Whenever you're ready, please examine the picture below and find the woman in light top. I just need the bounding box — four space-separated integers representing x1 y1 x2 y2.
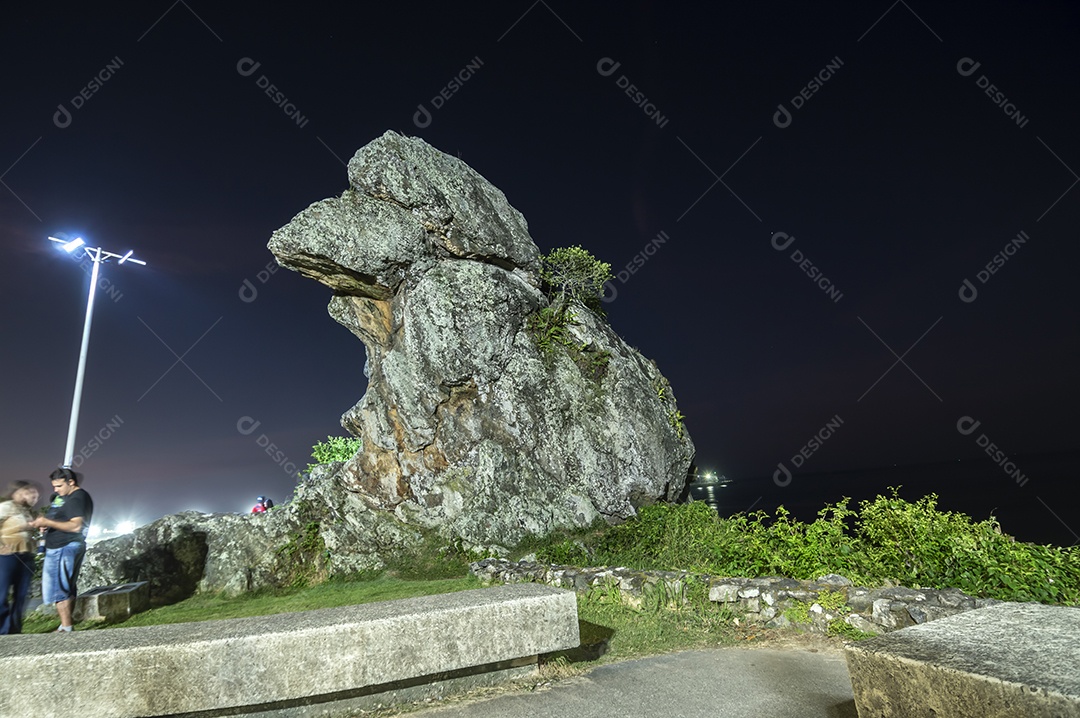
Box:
0 480 42 634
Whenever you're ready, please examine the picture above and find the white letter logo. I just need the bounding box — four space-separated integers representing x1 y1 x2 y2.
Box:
596 57 621 77
773 103 792 129
53 104 72 129
956 57 981 77
413 103 432 129
237 57 261 77
956 416 981 436
237 416 262 436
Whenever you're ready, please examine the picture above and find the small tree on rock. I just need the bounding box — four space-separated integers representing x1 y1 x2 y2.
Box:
538 245 612 317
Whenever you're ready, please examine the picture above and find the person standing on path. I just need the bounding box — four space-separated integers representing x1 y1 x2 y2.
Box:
30 469 93 632
0 480 42 634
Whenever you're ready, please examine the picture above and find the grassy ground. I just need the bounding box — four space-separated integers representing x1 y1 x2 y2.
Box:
21 574 484 633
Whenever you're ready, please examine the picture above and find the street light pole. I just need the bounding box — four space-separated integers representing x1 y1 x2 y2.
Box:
47 236 145 469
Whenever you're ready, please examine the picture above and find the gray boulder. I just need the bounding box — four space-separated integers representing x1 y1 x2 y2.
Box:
269 130 696 549
80 464 420 598
80 131 696 600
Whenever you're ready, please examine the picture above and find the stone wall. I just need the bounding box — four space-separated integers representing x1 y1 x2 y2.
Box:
470 559 1003 635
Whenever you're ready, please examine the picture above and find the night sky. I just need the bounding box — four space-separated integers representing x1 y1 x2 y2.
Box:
2 2 1077 544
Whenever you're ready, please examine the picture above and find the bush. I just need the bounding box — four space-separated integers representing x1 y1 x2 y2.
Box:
527 245 614 367
538 245 612 316
855 492 1080 603
307 435 362 472
537 538 590 566
530 489 1080 606
594 501 720 572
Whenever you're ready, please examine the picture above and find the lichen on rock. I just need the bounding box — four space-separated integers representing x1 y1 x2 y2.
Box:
269 130 696 547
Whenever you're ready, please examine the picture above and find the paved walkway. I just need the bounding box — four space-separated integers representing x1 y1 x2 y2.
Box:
407 648 857 718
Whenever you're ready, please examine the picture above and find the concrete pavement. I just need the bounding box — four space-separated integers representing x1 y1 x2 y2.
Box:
404 647 857 718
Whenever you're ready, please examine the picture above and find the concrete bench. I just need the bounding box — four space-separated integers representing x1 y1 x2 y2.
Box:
845 602 1080 717
0 583 579 718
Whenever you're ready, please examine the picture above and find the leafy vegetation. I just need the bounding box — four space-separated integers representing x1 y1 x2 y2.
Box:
572 577 738 661
783 589 848 626
667 409 686 438
528 489 1080 606
381 532 484 581
276 521 330 588
307 435 362 472
537 245 612 317
527 246 613 376
538 538 591 566
527 305 574 366
828 619 877 640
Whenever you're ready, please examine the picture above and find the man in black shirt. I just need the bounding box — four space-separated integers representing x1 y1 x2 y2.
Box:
31 468 94 632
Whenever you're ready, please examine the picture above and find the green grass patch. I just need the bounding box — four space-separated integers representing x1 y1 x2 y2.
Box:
570 579 738 663
381 533 483 581
21 574 483 633
827 618 876 641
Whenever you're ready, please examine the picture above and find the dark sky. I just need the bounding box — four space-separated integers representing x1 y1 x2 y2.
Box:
2 2 1077 540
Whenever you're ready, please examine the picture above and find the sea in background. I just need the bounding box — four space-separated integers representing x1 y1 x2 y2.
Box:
711 450 1079 549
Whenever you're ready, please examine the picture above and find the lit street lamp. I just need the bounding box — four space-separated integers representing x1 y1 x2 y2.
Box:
47 236 145 469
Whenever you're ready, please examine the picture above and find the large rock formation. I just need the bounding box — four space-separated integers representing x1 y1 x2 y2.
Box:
81 131 695 599
269 130 695 548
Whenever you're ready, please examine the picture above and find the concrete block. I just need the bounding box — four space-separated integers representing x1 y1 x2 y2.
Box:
0 583 579 718
846 602 1080 717
74 582 150 623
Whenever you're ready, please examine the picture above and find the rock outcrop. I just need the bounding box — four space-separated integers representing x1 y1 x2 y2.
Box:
80 131 695 599
80 464 419 597
268 130 696 548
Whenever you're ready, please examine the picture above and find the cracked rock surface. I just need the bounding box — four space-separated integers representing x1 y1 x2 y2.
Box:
81 132 697 600
270 130 696 548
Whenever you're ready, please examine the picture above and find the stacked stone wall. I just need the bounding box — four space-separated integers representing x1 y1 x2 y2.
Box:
471 559 1003 635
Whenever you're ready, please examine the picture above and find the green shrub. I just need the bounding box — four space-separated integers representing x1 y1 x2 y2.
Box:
527 305 574 366
307 435 362 471
542 489 1080 606
276 521 330 588
382 533 476 581
852 489 1080 603
537 538 589 566
594 501 720 572
527 245 613 366
828 619 876 640
538 245 612 316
